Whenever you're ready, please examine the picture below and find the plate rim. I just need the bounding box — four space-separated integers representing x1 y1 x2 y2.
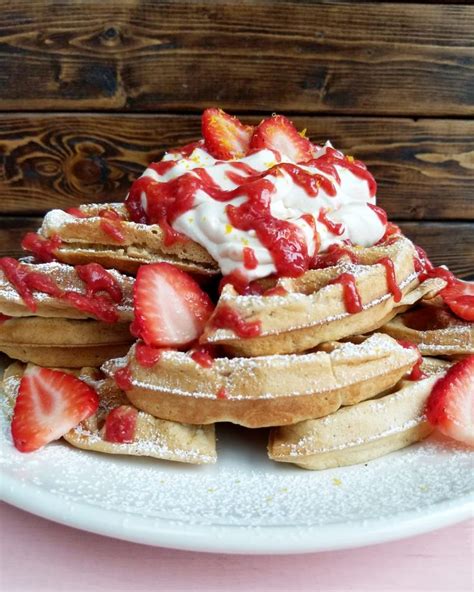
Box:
1 471 473 554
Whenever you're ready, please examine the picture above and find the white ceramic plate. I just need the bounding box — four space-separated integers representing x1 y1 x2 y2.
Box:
1 367 473 554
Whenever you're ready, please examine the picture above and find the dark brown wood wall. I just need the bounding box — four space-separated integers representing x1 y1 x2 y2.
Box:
0 0 473 278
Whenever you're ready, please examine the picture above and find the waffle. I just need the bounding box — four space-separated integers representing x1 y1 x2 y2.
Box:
0 317 132 367
268 357 451 470
101 334 418 428
200 237 445 356
378 302 474 358
0 261 133 320
2 362 216 464
38 203 218 278
0 262 134 367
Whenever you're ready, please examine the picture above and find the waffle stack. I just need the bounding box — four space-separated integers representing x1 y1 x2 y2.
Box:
2 108 472 467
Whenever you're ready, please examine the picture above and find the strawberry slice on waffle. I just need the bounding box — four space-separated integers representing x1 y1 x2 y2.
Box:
11 367 99 452
133 263 214 347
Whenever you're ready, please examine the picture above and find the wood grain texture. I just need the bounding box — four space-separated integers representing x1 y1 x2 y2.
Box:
1 113 473 219
1 1 473 115
1 217 472 280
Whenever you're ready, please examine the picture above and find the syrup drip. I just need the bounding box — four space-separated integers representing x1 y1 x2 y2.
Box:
99 209 126 243
329 272 363 313
317 210 344 236
190 346 215 368
135 342 164 367
75 263 123 303
315 244 359 269
377 257 402 302
66 207 89 218
368 203 388 226
242 247 258 270
114 366 133 391
216 387 228 399
211 305 262 338
21 233 61 263
397 340 425 381
218 271 263 296
0 258 121 322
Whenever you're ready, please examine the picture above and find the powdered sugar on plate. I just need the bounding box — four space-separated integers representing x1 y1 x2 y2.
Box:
1 361 473 531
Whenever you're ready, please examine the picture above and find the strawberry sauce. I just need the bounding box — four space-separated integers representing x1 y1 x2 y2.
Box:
0 258 122 322
317 210 344 236
21 233 61 263
66 207 89 218
242 247 258 270
114 366 133 391
397 340 425 381
329 273 363 313
104 406 137 443
190 346 215 368
75 263 123 303
377 257 402 302
0 314 11 324
135 342 164 367
99 209 126 243
314 244 359 269
216 387 228 399
211 305 262 338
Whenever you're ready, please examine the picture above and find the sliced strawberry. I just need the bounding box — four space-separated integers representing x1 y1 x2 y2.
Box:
104 405 138 444
133 263 214 347
426 355 474 447
440 279 474 321
249 115 313 162
11 367 99 453
202 108 253 159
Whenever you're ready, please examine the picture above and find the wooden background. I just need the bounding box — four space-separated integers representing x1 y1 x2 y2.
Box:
0 0 473 278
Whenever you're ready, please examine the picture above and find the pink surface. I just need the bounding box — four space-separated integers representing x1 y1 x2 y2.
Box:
0 503 472 592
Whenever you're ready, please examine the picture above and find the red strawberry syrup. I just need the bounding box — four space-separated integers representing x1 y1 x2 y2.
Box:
190 346 215 368
377 257 402 302
114 366 133 391
329 273 363 313
21 233 61 263
211 305 261 338
135 343 164 368
397 340 425 381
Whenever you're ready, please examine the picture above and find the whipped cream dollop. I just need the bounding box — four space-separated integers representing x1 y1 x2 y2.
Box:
128 142 386 281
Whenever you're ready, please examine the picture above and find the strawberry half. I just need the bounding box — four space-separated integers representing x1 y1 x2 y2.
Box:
440 279 474 321
104 405 138 444
11 367 99 453
202 108 253 160
426 355 474 447
133 263 214 347
249 114 313 163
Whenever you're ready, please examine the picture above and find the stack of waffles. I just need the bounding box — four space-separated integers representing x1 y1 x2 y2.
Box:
1 109 473 466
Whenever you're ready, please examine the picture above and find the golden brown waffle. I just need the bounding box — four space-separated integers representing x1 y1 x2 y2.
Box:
0 317 132 367
378 302 474 358
2 362 217 464
201 236 446 356
39 203 218 277
268 358 451 470
101 334 418 428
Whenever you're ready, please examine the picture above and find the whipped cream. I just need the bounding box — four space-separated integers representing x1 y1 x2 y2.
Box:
133 142 386 281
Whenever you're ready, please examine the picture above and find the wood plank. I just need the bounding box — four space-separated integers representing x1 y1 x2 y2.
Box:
1 217 472 280
1 114 472 220
1 1 473 115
